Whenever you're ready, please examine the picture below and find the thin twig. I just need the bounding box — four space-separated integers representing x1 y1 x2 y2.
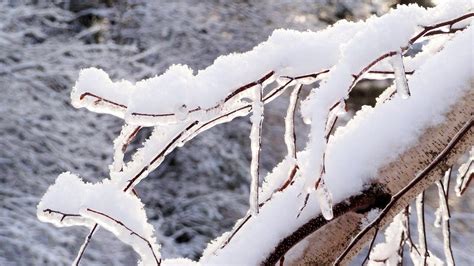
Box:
73 224 98 266
362 226 379 265
416 192 429 265
86 208 161 265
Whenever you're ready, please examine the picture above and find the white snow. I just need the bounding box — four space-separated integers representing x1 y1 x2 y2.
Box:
201 17 473 265
37 172 161 265
38 1 473 264
368 213 404 266
71 68 134 118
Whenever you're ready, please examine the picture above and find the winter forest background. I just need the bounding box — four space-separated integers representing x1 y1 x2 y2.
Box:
0 0 472 265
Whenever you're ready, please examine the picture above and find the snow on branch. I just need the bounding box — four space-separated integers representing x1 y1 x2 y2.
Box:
38 1 473 265
37 173 161 265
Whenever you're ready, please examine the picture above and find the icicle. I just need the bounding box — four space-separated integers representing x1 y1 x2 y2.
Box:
249 83 264 215
110 124 140 173
175 104 189 121
324 100 345 138
455 147 473 196
436 169 455 266
316 180 333 220
284 84 302 159
390 49 410 99
416 193 428 265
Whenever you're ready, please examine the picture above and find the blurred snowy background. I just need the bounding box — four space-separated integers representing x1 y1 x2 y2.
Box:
1 0 472 265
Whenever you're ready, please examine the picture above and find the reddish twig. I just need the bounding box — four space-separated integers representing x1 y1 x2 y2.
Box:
86 208 161 265
73 224 98 266
123 121 199 192
44 208 81 222
409 12 474 45
79 92 127 109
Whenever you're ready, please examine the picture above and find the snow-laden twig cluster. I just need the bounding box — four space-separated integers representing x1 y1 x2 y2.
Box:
37 1 473 264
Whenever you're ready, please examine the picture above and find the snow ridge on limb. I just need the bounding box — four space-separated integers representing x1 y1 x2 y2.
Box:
203 14 473 265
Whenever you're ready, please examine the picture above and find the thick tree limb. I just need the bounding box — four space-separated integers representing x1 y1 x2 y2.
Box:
267 88 473 265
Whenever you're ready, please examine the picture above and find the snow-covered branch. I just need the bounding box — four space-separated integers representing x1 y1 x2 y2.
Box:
37 1 473 265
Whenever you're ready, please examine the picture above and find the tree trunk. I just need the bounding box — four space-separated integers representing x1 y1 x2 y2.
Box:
272 87 473 265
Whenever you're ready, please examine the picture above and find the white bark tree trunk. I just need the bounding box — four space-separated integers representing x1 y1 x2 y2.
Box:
266 86 473 265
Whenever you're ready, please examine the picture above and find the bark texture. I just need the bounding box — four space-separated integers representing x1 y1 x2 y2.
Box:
276 88 473 265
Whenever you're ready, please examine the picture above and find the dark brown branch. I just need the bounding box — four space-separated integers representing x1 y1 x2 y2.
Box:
43 208 81 222
73 224 98 266
350 51 398 91
123 126 142 151
220 214 252 249
42 208 98 265
403 206 420 256
397 230 405 265
263 185 392 265
224 71 275 102
79 92 127 109
423 27 465 37
362 226 379 265
409 12 474 45
460 171 473 195
86 208 161 265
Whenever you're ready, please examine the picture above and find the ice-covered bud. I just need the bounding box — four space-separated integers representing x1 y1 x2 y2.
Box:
175 104 189 121
316 181 333 220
